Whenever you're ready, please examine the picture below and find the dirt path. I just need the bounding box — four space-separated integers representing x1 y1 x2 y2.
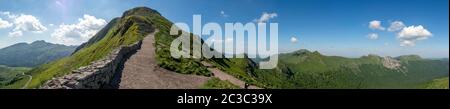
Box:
117 30 209 89
203 63 261 89
21 72 32 89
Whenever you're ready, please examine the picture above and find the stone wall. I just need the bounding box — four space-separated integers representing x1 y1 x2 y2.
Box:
40 41 142 89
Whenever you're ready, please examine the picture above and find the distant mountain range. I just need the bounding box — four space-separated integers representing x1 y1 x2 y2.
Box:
9 7 448 89
248 49 449 88
0 40 77 67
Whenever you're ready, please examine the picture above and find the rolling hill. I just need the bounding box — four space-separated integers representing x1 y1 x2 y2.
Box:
249 50 449 89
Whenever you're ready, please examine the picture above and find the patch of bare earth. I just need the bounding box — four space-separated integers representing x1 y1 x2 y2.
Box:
202 62 261 89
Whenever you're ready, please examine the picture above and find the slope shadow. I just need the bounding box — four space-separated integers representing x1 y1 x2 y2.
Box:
101 46 141 89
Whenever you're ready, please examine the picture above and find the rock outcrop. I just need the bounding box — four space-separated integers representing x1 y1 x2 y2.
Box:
40 41 142 89
382 56 402 70
382 56 408 75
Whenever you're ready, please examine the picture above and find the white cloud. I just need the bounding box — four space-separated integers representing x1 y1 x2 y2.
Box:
0 18 13 29
51 14 107 45
367 33 379 40
220 11 229 17
369 20 385 30
0 12 47 37
12 14 47 33
388 21 405 32
290 36 298 43
8 31 23 37
254 12 277 23
397 25 432 47
0 11 17 19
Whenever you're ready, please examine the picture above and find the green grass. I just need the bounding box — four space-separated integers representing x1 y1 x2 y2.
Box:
26 8 156 88
1 76 30 89
251 50 449 89
18 7 448 89
153 15 211 76
209 58 262 86
422 77 449 89
0 65 31 88
201 78 240 89
24 7 211 88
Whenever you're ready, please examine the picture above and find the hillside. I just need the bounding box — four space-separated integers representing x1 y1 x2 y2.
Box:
422 77 449 89
0 65 31 88
15 7 448 89
25 7 214 88
249 49 449 89
0 40 76 67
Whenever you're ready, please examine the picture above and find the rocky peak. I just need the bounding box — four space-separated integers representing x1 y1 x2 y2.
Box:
382 56 402 70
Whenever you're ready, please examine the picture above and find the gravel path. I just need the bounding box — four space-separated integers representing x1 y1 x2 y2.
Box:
117 30 209 89
203 63 261 89
21 72 32 89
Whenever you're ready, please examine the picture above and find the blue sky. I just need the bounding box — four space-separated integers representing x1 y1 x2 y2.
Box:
0 0 448 58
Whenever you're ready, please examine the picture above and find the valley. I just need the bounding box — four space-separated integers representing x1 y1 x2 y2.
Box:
0 65 31 89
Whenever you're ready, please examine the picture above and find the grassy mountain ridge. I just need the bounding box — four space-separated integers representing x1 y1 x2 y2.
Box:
73 18 121 53
10 7 447 89
250 49 449 89
24 7 214 88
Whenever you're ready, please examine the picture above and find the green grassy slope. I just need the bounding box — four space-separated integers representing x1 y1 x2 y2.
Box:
251 50 449 89
26 7 159 88
422 77 449 89
25 7 212 88
0 65 31 88
201 77 240 89
16 7 448 89
152 13 210 76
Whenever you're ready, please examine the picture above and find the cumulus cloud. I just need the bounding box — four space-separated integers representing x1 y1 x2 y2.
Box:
254 12 277 23
388 21 405 32
12 14 47 33
367 33 379 40
397 25 432 47
0 18 13 29
220 11 229 17
369 20 385 30
0 12 47 37
8 31 22 37
51 14 106 45
367 20 432 47
290 36 298 43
